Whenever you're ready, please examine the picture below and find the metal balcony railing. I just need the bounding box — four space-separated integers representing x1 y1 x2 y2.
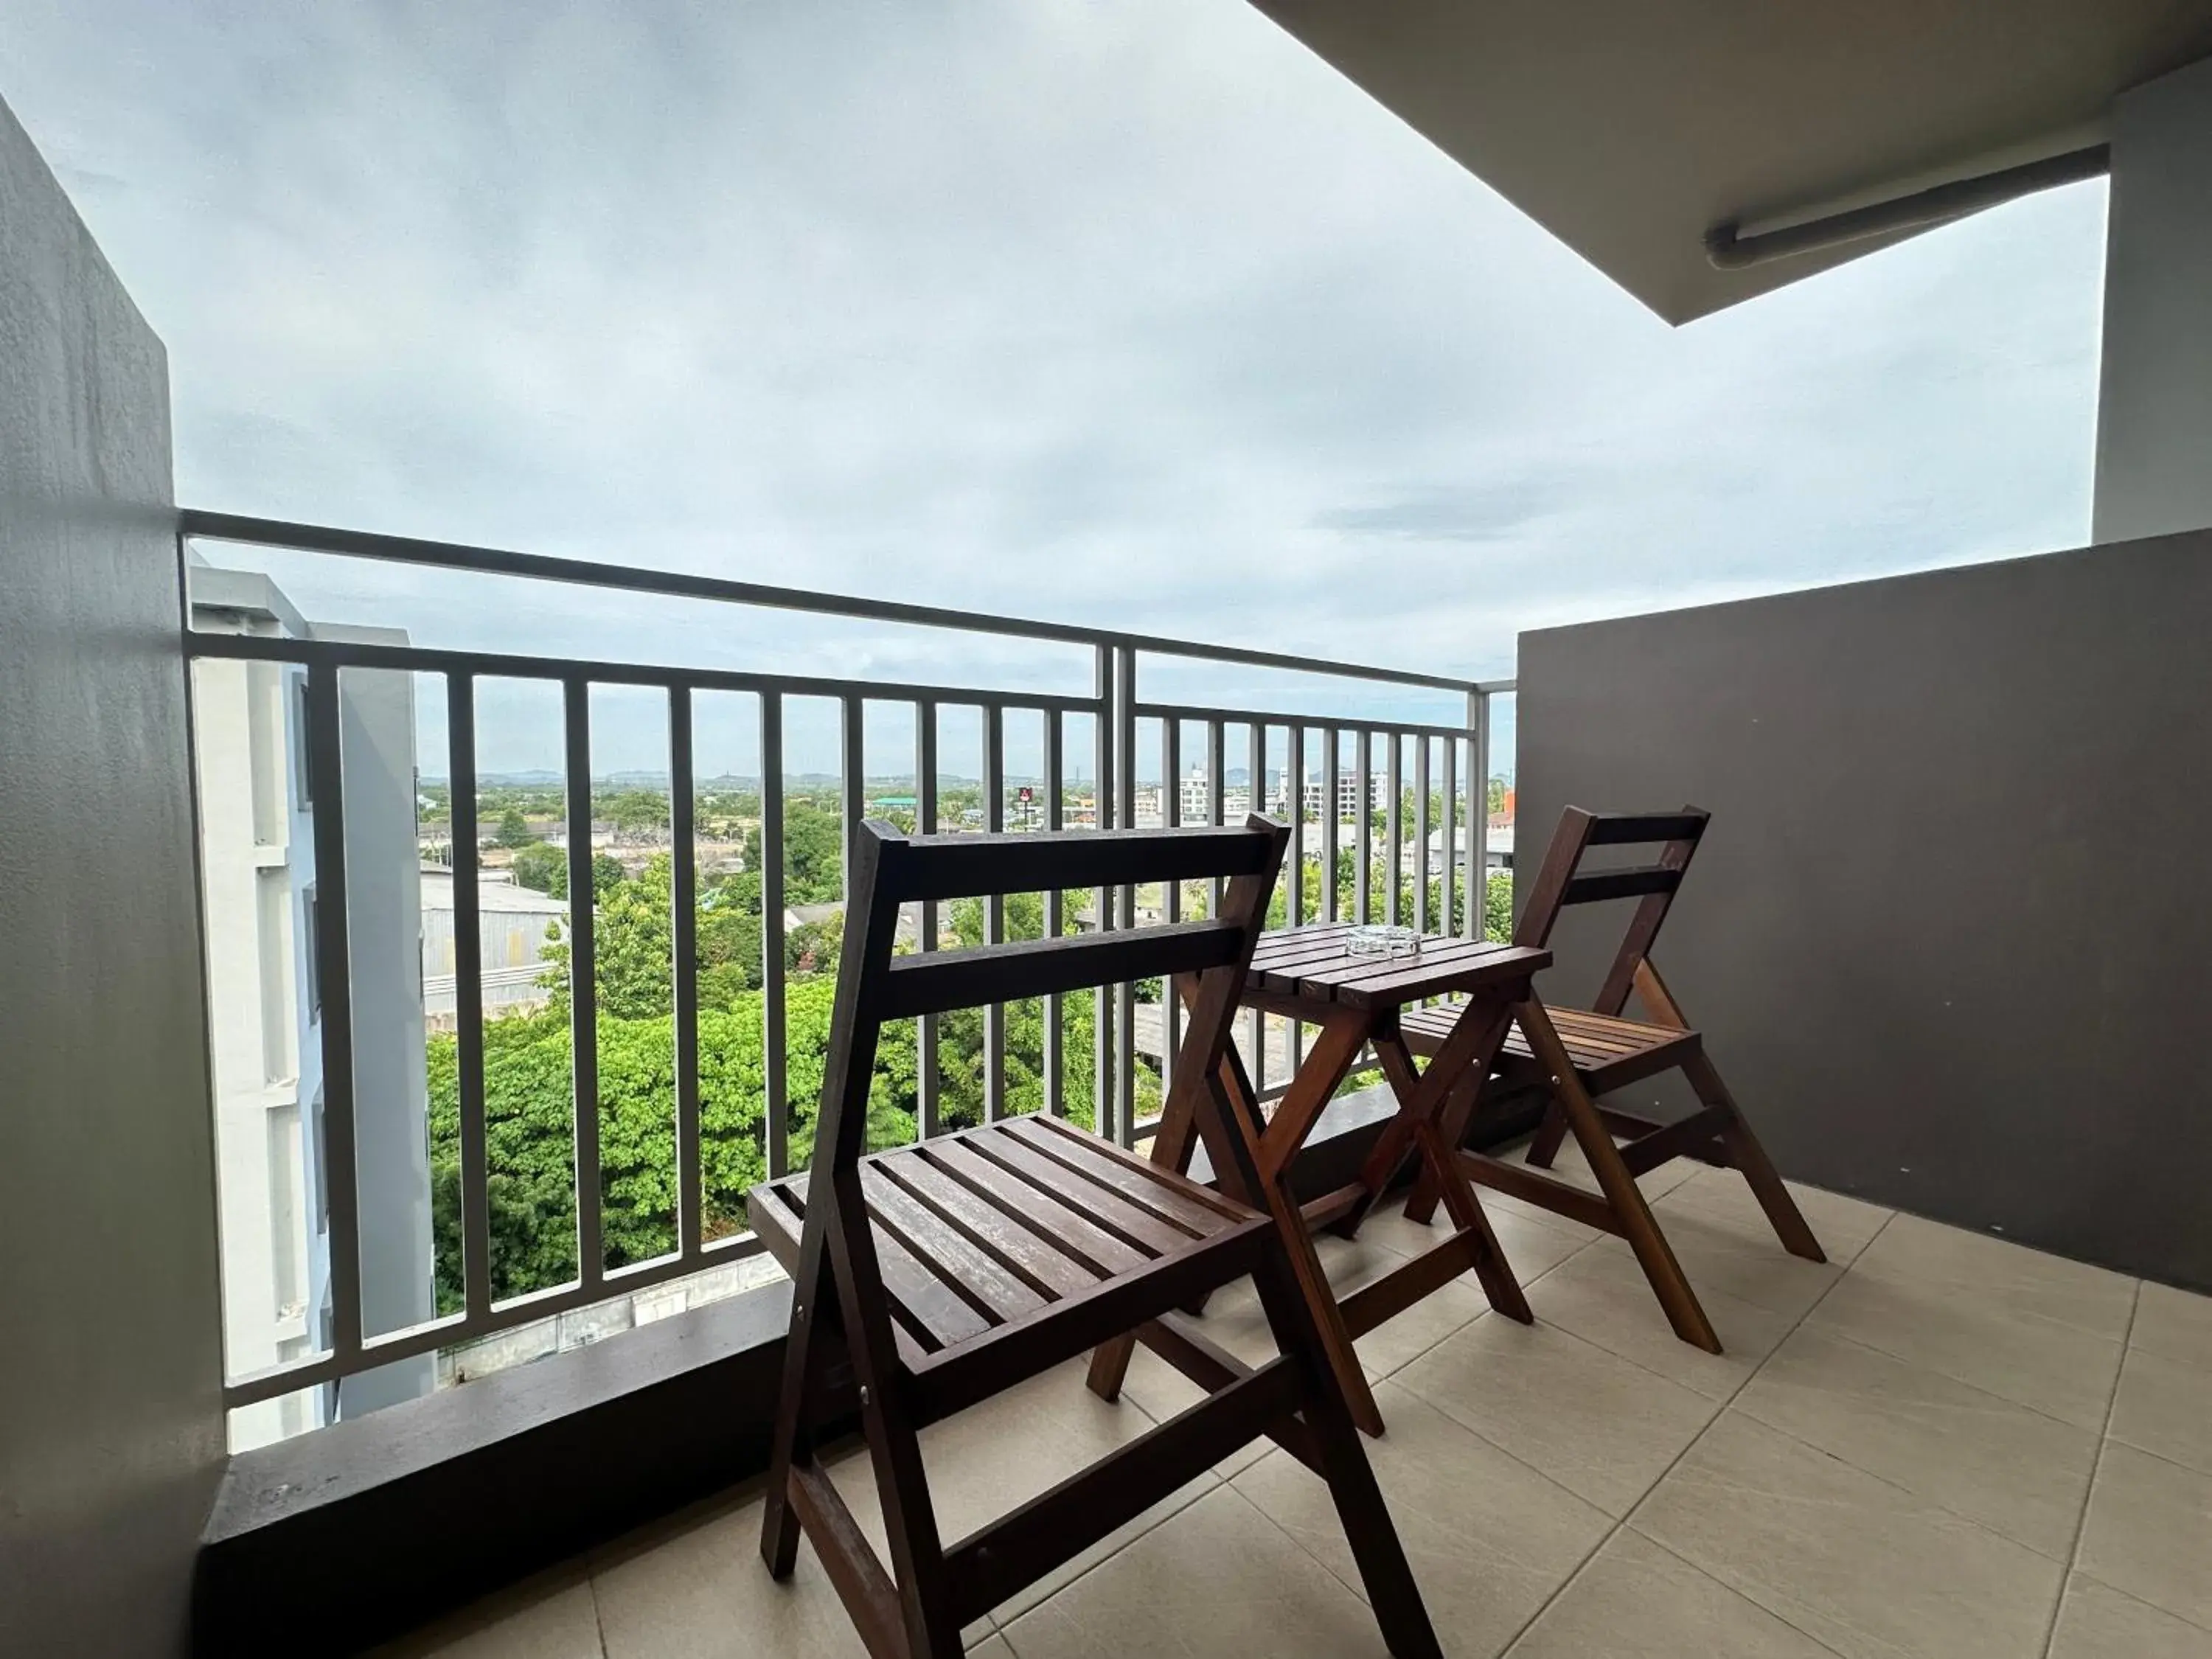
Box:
178 509 1512 1415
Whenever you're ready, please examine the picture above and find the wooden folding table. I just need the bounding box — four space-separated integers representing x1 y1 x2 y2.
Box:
1088 922 1552 1436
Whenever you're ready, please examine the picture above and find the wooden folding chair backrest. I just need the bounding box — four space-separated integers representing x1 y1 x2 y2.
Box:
808 815 1289 1223
1512 807 1710 1018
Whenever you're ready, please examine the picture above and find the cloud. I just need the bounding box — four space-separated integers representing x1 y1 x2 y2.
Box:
0 0 2106 772
1313 476 1580 542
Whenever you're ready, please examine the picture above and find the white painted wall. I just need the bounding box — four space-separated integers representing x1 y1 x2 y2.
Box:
190 645 321 1450
2093 53 2212 543
191 582 437 1444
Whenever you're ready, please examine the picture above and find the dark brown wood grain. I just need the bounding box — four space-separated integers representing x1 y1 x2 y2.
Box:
922 1139 1148 1277
1394 805 1826 1357
875 1153 1102 1300
751 816 1443 1656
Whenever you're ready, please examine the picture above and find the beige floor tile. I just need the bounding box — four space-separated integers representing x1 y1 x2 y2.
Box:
1659 1167 1892 1264
1528 1243 1799 1401
1853 1213 2136 1341
1397 1312 1719 1517
1598 1209 1844 1321
1161 1234 1410 1367
1584 1239 1840 1336
2050 1574 2212 1658
1154 1231 1504 1388
828 1360 1159 1635
1478 1185 1604 1245
1536 1134 1705 1203
987 1475 1217 1627
1233 1381 1610 1659
2135 1279 2212 1369
372 1564 604 1659
1801 1260 2124 1430
1354 1273 1499 1382
1114 1343 1271 1478
998 1485 1394 1658
1506 1529 1836 1659
2076 1442 2212 1630
592 1487 869 1658
2112 1345 2212 1477
1633 1411 2064 1659
1355 1193 1593 1285
1733 1325 2099 1559
967 1639 1018 1658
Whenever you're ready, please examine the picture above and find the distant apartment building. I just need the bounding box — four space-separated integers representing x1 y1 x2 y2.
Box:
190 564 437 1450
1302 771 1380 821
1175 767 1252 824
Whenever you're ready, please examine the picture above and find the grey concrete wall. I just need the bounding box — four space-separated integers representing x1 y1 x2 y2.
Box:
0 95 226 1653
2095 54 2212 543
1517 533 2212 1293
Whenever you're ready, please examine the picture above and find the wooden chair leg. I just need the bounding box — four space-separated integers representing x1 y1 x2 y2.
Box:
1517 1002 1721 1354
1411 1117 1531 1322
1403 1069 1486 1225
1245 1239 1442 1659
1524 1096 1572 1168
762 1236 837 1578
1680 1050 1826 1263
825 1223 964 1657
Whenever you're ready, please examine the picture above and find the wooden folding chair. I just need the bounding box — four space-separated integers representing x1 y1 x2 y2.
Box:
751 817 1443 1658
1399 807 1823 1352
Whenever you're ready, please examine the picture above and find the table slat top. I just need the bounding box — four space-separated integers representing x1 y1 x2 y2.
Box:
1247 925 1548 1008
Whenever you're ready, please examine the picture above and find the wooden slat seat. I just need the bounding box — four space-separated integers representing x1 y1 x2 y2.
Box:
755 818 1444 1658
1394 806 1824 1358
1399 998 1700 1093
748 1114 1262 1371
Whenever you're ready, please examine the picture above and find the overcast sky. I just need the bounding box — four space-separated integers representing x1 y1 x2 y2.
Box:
2 1 2108 778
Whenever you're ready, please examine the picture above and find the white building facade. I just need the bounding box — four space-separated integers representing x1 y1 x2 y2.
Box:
192 566 437 1448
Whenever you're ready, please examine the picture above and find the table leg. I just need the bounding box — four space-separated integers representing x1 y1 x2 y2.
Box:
1402 1070 1479 1226
1087 1005 1377 1425
1369 1016 1532 1324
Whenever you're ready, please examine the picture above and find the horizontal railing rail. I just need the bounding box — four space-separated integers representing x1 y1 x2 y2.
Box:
179 509 1493 693
178 511 1512 1417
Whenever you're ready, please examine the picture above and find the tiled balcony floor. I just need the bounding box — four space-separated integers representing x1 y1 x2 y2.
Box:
379 1155 2212 1659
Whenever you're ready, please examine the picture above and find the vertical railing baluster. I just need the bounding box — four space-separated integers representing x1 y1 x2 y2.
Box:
1441 730 1458 938
761 693 788 1178
1322 727 1340 922
917 699 940 1139
1114 644 1138 1147
1470 692 1491 940
1207 719 1225 916
1413 733 1431 940
1161 718 1181 1106
1092 650 1113 1144
1044 708 1065 1118
1385 730 1403 928
842 697 865 900
1354 728 1373 924
1245 718 1264 1093
448 673 492 1318
1287 724 1307 926
305 662 364 1368
1288 723 1307 1082
669 686 703 1259
563 678 602 1290
984 703 1006 1121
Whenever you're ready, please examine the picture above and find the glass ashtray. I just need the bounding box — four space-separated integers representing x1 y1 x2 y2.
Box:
1343 924 1420 959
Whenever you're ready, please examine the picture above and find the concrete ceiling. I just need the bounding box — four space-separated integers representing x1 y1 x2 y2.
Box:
1251 1 2212 323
